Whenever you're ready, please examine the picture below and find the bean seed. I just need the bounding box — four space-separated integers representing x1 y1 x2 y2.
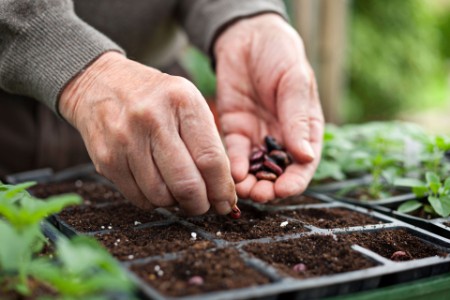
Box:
256 171 277 181
263 156 283 176
292 263 307 273
250 149 265 163
229 204 241 219
188 276 204 286
265 135 283 152
249 162 263 174
269 150 291 168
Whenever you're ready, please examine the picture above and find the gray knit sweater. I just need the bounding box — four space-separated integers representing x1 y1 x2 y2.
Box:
0 0 286 114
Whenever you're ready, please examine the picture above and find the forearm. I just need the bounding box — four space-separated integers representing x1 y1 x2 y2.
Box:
0 0 123 114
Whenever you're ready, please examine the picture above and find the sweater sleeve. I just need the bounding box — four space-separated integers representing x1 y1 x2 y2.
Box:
0 0 124 113
176 0 288 57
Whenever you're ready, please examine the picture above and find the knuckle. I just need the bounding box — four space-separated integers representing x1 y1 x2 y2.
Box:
171 177 203 200
129 102 159 125
95 148 114 168
167 77 199 106
195 146 226 171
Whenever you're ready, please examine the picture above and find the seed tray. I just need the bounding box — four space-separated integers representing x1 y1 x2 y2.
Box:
11 167 450 299
311 177 417 208
370 204 450 240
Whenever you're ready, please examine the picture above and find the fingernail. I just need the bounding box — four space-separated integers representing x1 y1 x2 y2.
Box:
302 140 315 160
215 201 232 215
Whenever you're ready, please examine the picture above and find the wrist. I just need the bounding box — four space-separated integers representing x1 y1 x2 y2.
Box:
59 51 126 124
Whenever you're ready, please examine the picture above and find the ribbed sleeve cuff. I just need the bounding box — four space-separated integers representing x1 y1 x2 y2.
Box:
181 0 287 57
0 7 124 114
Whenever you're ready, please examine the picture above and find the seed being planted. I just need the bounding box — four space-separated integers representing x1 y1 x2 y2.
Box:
188 275 204 286
229 204 241 219
256 170 277 181
249 162 263 174
265 135 283 152
390 251 410 261
292 263 307 273
263 155 283 176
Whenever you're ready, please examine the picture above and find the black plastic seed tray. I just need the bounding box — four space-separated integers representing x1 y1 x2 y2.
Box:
12 167 450 300
369 204 450 240
311 176 417 208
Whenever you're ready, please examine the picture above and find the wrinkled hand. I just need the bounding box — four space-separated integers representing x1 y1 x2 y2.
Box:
59 52 236 215
214 14 324 203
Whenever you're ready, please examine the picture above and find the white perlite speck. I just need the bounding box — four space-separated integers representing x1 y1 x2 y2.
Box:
154 265 161 272
191 232 197 241
157 270 164 277
280 221 289 227
128 255 134 260
107 226 112 229
134 221 141 226
101 226 105 229
216 231 222 236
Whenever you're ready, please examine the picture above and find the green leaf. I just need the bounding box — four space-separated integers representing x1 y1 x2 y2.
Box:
398 200 423 213
426 172 441 194
428 196 448 217
444 177 450 192
412 185 428 197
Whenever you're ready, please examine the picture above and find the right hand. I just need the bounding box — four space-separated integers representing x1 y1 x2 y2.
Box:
59 52 236 215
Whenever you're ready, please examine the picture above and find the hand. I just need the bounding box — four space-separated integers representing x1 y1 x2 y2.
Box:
59 52 236 215
214 14 324 203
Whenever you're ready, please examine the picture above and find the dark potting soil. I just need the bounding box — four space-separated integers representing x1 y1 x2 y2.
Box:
58 202 166 232
267 194 323 206
0 278 57 300
96 223 213 260
29 180 126 205
244 234 376 279
131 248 270 297
344 229 448 261
282 207 383 228
186 204 308 242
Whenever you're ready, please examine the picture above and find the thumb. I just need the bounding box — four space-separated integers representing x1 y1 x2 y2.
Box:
277 67 317 163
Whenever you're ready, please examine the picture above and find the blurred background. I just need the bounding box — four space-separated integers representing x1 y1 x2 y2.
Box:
179 0 450 134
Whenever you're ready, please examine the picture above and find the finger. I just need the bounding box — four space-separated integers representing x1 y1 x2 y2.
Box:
274 116 324 198
179 100 236 215
96 149 154 210
249 180 275 203
151 127 210 216
277 66 317 163
224 133 252 182
236 174 257 199
128 139 176 208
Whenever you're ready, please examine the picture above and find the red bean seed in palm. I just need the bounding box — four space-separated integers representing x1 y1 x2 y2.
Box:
250 150 265 163
263 156 283 176
269 150 290 168
249 162 263 174
256 171 277 181
265 135 283 152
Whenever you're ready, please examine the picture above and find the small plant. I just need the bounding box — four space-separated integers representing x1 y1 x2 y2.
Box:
0 181 134 299
398 172 450 218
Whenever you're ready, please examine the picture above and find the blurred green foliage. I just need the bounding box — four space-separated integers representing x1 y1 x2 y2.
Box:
345 0 449 122
180 47 216 98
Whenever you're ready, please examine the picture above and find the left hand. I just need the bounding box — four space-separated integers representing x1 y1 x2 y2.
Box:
214 13 324 203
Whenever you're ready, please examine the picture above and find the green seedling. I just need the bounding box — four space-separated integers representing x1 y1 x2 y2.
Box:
398 172 450 218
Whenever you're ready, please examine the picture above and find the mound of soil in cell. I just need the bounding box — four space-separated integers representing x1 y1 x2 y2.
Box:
186 204 308 242
131 248 270 297
58 203 166 232
344 229 448 261
267 195 323 206
30 179 126 205
96 223 213 260
282 207 383 228
244 234 376 278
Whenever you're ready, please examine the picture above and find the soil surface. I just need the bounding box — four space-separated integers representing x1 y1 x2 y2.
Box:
244 234 376 278
0 278 57 300
58 203 166 232
96 223 213 260
344 229 448 261
282 208 383 228
29 180 126 205
267 195 323 206
186 204 308 242
444 222 450 228
131 248 270 297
